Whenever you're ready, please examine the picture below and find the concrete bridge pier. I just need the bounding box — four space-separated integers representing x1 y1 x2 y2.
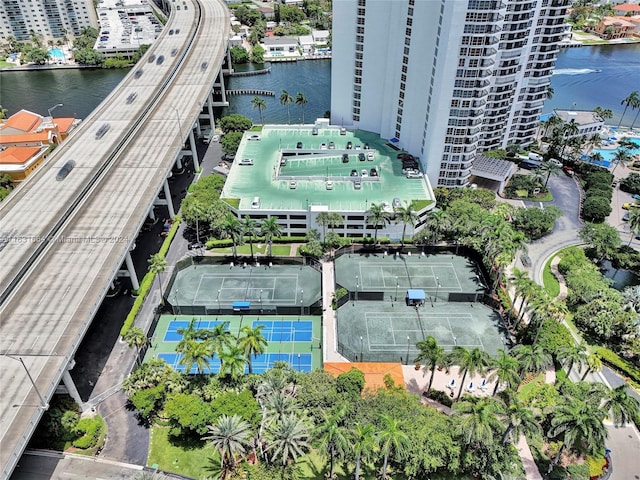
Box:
61 365 84 411
206 94 215 131
124 251 140 292
163 179 176 218
148 206 156 221
188 128 200 171
212 68 229 107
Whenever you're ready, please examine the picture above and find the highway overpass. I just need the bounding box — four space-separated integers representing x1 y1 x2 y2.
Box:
0 0 230 477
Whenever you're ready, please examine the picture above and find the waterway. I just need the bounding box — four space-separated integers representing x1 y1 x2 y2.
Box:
1 45 638 126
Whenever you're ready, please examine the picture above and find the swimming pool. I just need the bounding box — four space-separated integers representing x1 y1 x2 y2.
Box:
591 145 640 163
48 48 65 59
580 154 612 168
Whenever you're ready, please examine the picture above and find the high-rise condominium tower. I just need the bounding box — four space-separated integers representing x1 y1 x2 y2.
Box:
331 0 570 188
0 0 98 43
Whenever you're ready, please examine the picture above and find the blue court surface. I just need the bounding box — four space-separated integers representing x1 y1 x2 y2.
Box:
164 320 228 342
158 352 312 374
254 320 313 342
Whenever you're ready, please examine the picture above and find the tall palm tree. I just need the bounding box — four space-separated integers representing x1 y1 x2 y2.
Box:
316 211 330 240
221 213 242 257
366 203 391 243
618 91 639 128
350 423 376 480
394 202 418 246
148 253 167 303
630 96 640 130
265 390 296 424
499 394 541 445
547 398 608 473
327 212 344 233
558 344 588 377
594 106 614 122
202 414 253 478
509 268 533 323
452 397 503 446
238 324 268 374
414 336 445 395
123 326 148 364
627 209 640 246
177 338 214 374
450 346 491 401
200 321 234 367
423 209 452 245
251 96 267 124
315 407 349 479
512 344 552 380
295 92 308 124
537 160 563 189
602 385 640 427
243 215 258 258
611 148 632 174
260 217 282 256
376 414 409 479
581 352 603 381
266 413 311 466
219 344 248 380
487 349 521 396
280 89 293 124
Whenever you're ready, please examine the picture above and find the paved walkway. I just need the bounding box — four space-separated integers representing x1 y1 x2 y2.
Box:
321 259 349 363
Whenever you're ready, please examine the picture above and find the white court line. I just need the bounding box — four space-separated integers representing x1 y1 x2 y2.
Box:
193 274 206 304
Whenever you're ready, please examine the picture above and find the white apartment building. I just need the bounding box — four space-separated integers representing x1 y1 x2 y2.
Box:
331 0 570 188
0 0 98 43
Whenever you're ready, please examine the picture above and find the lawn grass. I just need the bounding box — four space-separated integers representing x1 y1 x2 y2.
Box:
210 243 292 256
0 61 15 68
147 426 214 478
516 373 546 400
542 256 560 298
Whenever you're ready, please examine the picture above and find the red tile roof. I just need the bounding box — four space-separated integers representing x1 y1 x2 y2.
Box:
0 146 42 165
324 362 405 392
1 110 42 133
53 117 75 133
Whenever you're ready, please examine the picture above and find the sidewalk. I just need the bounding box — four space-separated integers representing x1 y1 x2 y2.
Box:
321 259 349 363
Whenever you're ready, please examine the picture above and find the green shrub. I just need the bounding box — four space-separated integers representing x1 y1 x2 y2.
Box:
593 346 640 387
72 416 105 449
426 389 453 407
586 455 607 477
566 463 590 480
206 238 234 248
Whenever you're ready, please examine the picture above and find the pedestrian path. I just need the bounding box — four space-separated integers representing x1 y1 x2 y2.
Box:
321 259 349 363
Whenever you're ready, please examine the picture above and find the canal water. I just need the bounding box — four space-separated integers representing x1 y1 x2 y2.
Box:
1 45 638 126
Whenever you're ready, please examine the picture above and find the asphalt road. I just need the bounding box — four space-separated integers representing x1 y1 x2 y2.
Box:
11 452 142 480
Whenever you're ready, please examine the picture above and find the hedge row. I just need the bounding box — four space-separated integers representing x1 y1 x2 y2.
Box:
72 416 105 449
593 346 640 388
120 217 181 337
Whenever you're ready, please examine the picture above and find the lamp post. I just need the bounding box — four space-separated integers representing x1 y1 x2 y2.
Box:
355 275 359 301
435 276 440 302
174 289 180 316
395 276 399 302
7 356 49 410
360 335 364 362
300 289 304 315
217 289 221 313
47 103 63 118
170 105 184 149
406 336 410 365
297 353 301 371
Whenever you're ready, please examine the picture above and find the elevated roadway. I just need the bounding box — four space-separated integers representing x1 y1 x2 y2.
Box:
0 0 230 477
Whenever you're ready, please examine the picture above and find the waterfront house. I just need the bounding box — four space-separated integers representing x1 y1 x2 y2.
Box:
613 3 640 16
593 16 636 39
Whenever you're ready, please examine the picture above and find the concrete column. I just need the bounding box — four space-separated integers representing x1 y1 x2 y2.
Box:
148 206 156 221
62 370 83 409
218 70 228 104
189 129 200 171
125 251 140 291
163 179 175 218
175 155 183 170
195 118 202 138
226 47 233 73
207 94 215 130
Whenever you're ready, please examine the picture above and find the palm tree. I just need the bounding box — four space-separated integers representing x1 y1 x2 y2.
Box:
238 324 268 374
200 321 234 367
627 209 640 246
221 213 242 257
512 344 552 380
487 349 521 396
581 352 603 381
315 407 349 479
499 394 541 445
450 346 491 401
327 212 344 233
219 344 248 380
280 90 293 124
618 91 639 128
414 336 445 395
202 414 253 478
260 217 282 256
177 339 214 374
558 344 588 378
123 326 148 364
243 215 258 257
394 202 418 246
602 385 640 427
316 211 330 240
509 268 533 323
350 423 376 480
537 160 562 189
423 209 452 245
630 96 640 130
376 414 409 479
184 199 206 244
452 397 504 446
148 253 167 303
547 398 608 473
0 105 8 120
266 413 311 466
611 148 632 174
251 96 266 124
295 92 308 124
265 390 296 423
366 203 391 243
594 106 614 122
546 86 554 100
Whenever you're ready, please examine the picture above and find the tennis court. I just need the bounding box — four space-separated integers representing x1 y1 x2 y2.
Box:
335 252 484 301
169 263 321 310
145 314 322 373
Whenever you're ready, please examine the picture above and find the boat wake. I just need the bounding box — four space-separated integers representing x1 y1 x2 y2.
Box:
552 68 601 76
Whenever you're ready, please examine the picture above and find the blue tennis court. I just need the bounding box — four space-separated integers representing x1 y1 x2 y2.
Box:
157 352 312 374
254 320 313 342
163 320 228 342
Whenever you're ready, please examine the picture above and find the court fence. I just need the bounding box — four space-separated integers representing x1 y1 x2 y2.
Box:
336 341 410 364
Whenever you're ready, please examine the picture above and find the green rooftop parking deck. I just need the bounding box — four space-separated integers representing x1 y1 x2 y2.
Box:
221 125 435 212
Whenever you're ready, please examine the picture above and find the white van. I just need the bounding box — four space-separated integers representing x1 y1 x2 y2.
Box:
528 152 543 162
251 197 260 209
